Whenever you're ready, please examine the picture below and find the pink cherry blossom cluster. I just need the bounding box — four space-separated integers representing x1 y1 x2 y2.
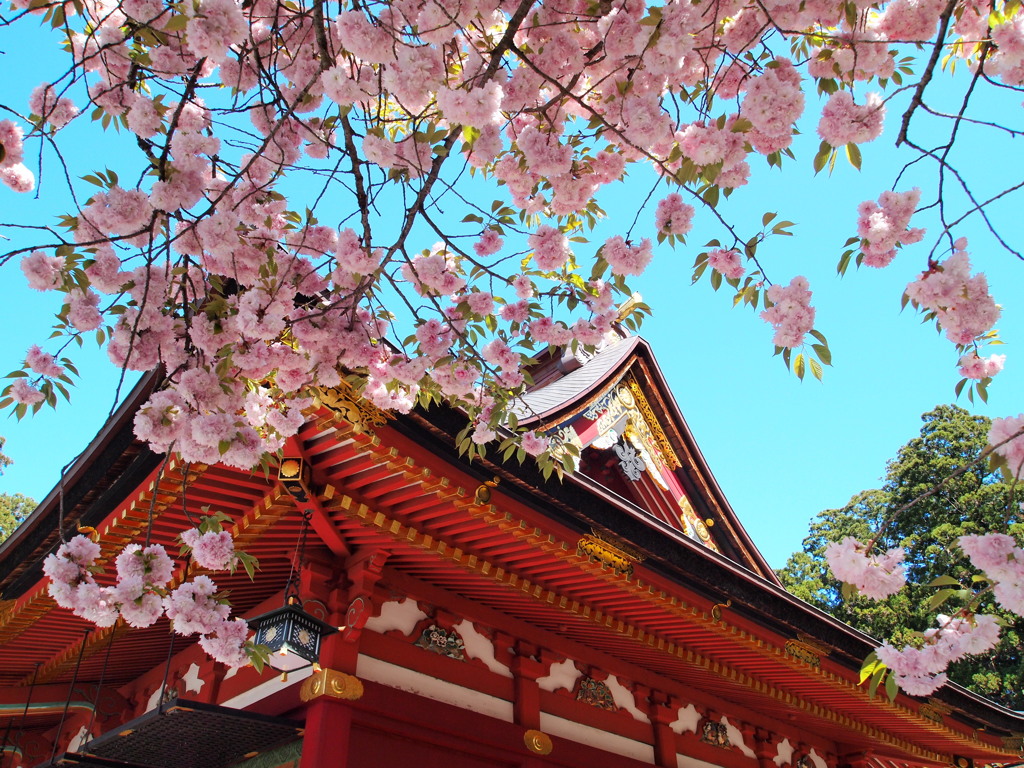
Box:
959 533 1024 612
958 353 1005 381
856 188 925 268
1 0 1021 550
603 236 654 277
655 194 695 236
760 277 816 348
824 536 906 600
521 431 551 457
43 535 174 628
905 247 1001 346
817 92 886 147
0 119 33 193
741 59 804 141
529 225 573 271
875 613 1001 695
987 417 1024 479
181 528 236 571
43 528 255 667
707 249 745 280
29 84 79 129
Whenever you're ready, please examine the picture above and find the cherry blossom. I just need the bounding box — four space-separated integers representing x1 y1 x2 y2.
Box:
4 0 1024 682
875 613 1000 696
817 92 886 147
987 416 1024 479
905 249 1000 346
707 249 745 280
521 431 551 457
0 121 25 169
856 189 925 268
655 194 695 236
957 353 1005 381
760 277 816 348
181 529 236 571
824 536 906 600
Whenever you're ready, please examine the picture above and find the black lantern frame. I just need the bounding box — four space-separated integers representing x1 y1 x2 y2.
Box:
247 601 337 672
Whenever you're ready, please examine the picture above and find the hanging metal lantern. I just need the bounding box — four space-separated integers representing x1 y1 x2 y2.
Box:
248 601 338 672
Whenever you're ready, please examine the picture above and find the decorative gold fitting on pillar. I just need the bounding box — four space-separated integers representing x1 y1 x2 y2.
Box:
523 729 553 755
300 668 364 702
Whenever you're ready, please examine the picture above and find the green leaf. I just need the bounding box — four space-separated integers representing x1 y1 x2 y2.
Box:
809 357 823 381
793 353 805 380
884 670 898 701
868 666 886 698
859 651 880 684
845 142 862 171
928 587 957 612
927 575 962 587
812 142 831 174
163 13 189 30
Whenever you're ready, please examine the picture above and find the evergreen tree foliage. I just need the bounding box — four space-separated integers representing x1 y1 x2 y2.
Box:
0 436 35 543
778 405 1023 707
0 492 34 543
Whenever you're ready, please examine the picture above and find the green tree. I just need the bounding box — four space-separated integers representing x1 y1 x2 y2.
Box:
0 437 35 543
0 492 34 543
778 405 1023 707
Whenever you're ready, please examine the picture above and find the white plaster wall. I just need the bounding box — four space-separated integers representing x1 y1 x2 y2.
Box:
679 755 726 768
539 712 656 764
357 654 514 722
537 657 582 693
364 598 428 636
453 619 512 677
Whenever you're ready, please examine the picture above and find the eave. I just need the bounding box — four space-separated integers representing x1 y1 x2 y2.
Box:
1 387 1022 768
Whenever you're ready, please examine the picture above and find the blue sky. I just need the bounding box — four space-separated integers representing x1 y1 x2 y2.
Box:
1 19 1021 570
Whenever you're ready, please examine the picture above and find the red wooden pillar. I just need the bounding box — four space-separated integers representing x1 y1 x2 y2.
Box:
298 686 357 768
746 725 782 768
295 545 381 768
510 642 557 767
641 688 679 768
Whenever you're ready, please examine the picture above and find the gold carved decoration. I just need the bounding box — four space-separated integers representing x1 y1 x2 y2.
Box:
577 530 644 576
547 424 584 472
1002 734 1024 753
278 457 313 503
299 668 364 702
711 600 732 621
474 477 500 505
626 378 680 471
919 697 952 725
784 640 822 667
678 496 719 552
318 380 392 434
582 375 680 481
524 730 553 755
785 635 831 667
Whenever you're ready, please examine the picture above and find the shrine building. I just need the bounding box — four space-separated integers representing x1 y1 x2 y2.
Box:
1 331 1023 768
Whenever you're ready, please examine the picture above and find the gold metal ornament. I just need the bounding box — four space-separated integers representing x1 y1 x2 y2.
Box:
299 668 364 702
523 729 553 755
